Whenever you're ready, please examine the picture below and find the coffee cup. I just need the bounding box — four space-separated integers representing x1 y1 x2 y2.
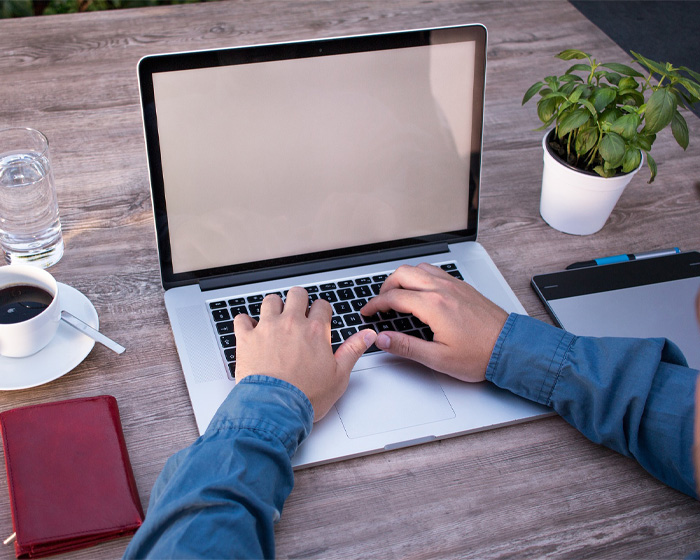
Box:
0 264 60 358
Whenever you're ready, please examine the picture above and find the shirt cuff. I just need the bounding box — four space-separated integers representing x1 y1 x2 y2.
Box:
485 313 575 406
206 375 314 459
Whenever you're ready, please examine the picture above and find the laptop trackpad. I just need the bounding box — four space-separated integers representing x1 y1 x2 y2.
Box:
334 361 455 439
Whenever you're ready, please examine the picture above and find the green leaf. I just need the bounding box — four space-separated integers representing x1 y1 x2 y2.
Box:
599 132 626 167
609 113 640 139
677 77 700 99
591 87 616 112
621 148 641 173
643 88 677 133
575 127 598 155
631 51 668 77
636 133 656 151
600 107 622 124
522 82 544 105
600 62 644 77
544 76 559 90
671 110 689 149
581 99 598 117
557 49 589 60
679 65 700 83
618 76 639 90
646 152 657 183
537 97 558 123
565 63 592 75
558 108 591 137
560 74 584 83
617 89 644 107
601 71 621 85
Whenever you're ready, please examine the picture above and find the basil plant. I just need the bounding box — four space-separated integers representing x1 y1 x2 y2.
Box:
523 49 700 183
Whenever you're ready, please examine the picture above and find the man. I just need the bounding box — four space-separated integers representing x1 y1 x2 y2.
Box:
124 264 699 559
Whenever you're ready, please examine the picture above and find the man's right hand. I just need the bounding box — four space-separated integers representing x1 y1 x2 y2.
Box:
361 263 508 383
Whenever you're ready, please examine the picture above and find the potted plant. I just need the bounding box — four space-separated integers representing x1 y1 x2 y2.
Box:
523 49 700 234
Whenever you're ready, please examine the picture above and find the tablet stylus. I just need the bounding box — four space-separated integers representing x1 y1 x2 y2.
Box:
566 247 680 270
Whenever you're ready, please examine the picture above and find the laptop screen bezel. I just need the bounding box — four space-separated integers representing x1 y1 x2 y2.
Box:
138 25 487 289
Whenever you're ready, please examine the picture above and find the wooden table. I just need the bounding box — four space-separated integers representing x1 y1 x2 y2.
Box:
1 1 699 558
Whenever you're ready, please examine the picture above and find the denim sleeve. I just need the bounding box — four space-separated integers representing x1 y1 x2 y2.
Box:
486 313 698 498
123 375 313 559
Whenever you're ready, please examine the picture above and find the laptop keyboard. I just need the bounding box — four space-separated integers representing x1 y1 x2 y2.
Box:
207 262 464 378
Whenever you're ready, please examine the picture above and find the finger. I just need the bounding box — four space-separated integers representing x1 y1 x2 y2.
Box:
259 293 283 318
283 286 309 315
362 288 431 318
334 328 377 375
375 330 444 370
416 262 452 278
379 264 435 294
233 313 255 333
307 296 332 323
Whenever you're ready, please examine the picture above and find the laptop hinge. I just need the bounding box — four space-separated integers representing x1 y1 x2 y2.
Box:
198 242 450 292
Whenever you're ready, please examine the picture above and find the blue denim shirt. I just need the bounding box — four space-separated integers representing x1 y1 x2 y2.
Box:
124 314 698 559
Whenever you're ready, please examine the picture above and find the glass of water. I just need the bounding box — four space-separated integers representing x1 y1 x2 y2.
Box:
0 128 64 268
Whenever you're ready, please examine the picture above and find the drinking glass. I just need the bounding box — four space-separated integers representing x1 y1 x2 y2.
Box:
0 128 64 268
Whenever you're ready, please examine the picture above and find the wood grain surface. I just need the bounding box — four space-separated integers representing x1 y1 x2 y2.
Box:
1 1 699 558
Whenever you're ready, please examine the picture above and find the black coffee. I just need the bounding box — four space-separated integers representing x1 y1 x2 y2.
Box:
0 284 54 324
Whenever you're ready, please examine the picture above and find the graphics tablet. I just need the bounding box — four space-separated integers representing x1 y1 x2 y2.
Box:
531 251 700 369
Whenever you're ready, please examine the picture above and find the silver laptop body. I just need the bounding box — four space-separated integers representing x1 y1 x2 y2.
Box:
138 24 549 468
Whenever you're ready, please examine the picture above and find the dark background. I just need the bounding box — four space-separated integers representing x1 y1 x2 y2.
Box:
570 0 700 118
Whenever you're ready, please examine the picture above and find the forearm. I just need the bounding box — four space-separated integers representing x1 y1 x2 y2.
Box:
486 313 698 497
123 376 313 559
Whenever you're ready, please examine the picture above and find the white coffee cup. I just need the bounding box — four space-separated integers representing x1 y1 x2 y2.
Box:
0 264 60 358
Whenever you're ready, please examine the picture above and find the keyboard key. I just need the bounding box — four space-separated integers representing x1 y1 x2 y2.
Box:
412 316 427 329
354 285 372 298
230 305 247 317
448 270 464 280
422 328 434 341
212 309 231 322
247 294 264 303
344 313 363 326
331 330 341 344
331 317 344 329
338 288 354 300
224 348 236 362
355 277 372 285
320 282 337 291
304 285 319 293
228 297 245 306
248 303 262 315
440 263 457 271
340 327 357 340
228 362 236 377
220 334 236 348
371 284 382 295
393 318 413 331
216 321 234 335
319 291 338 302
372 274 388 283
379 310 397 320
334 302 351 314
338 280 354 288
209 301 227 309
351 298 367 312
376 321 393 332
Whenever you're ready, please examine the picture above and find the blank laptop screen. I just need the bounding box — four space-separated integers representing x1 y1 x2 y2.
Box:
142 26 485 278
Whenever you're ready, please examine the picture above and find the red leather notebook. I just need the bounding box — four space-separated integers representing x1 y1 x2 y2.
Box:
0 396 144 558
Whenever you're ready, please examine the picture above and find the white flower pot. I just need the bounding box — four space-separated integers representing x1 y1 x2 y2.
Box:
539 131 642 235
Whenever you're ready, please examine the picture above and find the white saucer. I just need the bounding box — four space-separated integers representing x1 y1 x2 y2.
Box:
0 283 98 390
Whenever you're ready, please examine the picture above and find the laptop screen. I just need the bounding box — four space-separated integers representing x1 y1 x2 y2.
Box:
139 25 486 287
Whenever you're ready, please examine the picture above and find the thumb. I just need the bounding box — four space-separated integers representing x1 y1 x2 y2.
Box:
334 329 377 374
375 331 437 366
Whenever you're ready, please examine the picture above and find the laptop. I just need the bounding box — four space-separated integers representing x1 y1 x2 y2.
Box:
137 24 550 468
